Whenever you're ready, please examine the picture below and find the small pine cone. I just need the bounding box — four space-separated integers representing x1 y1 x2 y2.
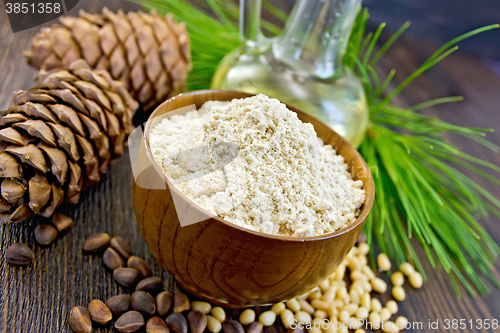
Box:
25 7 192 110
0 60 138 223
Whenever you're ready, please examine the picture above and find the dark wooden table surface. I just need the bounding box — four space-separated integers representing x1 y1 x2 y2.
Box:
1 0 500 332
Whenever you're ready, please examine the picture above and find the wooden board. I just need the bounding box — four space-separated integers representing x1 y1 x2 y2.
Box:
0 0 499 332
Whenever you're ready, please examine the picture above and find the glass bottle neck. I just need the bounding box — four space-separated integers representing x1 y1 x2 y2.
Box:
273 0 361 79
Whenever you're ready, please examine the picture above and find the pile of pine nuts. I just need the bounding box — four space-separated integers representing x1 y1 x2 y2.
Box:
228 242 424 333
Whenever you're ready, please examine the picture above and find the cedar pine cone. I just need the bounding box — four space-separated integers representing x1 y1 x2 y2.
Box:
24 7 191 110
0 60 138 223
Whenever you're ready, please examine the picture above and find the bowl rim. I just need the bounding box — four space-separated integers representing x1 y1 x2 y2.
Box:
142 89 375 243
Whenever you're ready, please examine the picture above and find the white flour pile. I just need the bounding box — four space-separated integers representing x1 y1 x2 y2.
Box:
149 94 365 237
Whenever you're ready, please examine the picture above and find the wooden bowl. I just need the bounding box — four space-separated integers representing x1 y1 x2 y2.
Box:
133 90 375 307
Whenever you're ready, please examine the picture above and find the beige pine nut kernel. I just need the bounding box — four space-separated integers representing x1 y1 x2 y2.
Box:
191 301 211 314
386 300 398 315
324 317 338 333
314 310 327 320
380 308 392 321
295 311 312 324
361 292 371 310
271 302 285 315
337 286 348 300
371 278 387 293
362 266 375 280
355 329 366 333
351 282 365 297
358 243 370 255
348 317 361 330
348 247 358 257
299 300 315 314
343 304 358 316
350 270 367 281
286 298 301 312
308 291 322 301
399 263 415 276
297 292 310 301
392 286 406 302
239 309 255 325
371 298 382 313
350 289 360 305
328 306 339 318
258 311 276 327
355 307 369 320
321 291 335 304
357 255 368 266
332 300 344 308
309 328 322 333
311 299 329 311
280 309 295 329
409 272 423 289
360 280 372 293
377 253 391 271
369 311 381 328
211 307 226 323
334 265 346 281
341 294 350 305
382 321 400 333
206 315 222 333
396 316 409 330
339 310 350 323
347 257 361 271
320 279 330 292
338 326 348 333
390 272 404 287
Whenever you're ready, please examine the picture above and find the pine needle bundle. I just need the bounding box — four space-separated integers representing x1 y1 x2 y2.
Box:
134 0 500 296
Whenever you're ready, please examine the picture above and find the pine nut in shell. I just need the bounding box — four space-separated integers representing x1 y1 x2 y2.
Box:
34 224 58 245
103 247 125 270
114 268 141 288
258 310 276 326
88 299 112 325
136 276 163 295
156 291 172 316
127 256 152 278
211 307 225 323
131 291 156 317
83 233 110 252
52 213 73 232
166 313 188 333
206 315 222 333
6 243 34 265
222 320 244 333
239 309 255 325
173 293 191 313
392 285 406 302
247 321 263 333
111 236 132 259
106 294 131 316
69 306 92 333
146 316 169 333
115 311 145 333
409 271 423 289
187 311 207 333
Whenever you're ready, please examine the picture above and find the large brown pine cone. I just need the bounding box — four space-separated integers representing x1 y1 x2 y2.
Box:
24 7 191 110
0 60 138 223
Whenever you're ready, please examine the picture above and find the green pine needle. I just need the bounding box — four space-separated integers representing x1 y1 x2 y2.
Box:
135 0 500 297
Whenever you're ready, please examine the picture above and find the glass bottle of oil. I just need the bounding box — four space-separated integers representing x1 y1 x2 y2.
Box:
211 0 368 147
